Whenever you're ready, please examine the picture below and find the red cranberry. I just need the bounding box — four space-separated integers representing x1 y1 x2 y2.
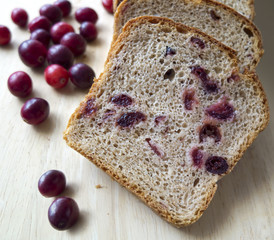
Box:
28 16 52 32
11 8 28 27
21 97 50 125
116 111 146 128
38 170 66 197
165 46 176 57
199 124 221 143
53 0 72 17
8 71 32 98
48 197 79 231
44 64 69 89
79 22 97 42
191 148 203 168
60 32 86 56
0 25 11 45
145 138 164 158
110 94 133 107
102 0 114 14
47 44 74 69
50 22 74 44
69 63 95 88
206 99 235 121
190 37 205 49
75 7 98 24
183 89 196 110
18 40 47 68
81 98 97 118
205 156 228 174
40 4 63 23
155 116 166 126
30 29 51 48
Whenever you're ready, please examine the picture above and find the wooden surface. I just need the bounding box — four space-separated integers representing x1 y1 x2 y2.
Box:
0 0 273 239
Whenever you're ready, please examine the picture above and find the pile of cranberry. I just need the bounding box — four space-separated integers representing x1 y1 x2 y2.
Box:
1 0 113 126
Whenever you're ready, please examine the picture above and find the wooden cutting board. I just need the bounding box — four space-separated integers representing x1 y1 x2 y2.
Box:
0 0 273 239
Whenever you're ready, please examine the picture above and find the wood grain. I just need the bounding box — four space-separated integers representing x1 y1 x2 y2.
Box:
0 0 273 239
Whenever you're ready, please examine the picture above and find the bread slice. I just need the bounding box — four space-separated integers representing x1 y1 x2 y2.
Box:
113 0 263 72
63 17 269 227
113 0 255 20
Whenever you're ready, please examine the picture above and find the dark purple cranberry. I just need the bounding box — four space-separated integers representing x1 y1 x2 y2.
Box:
110 94 133 107
75 7 98 24
227 73 240 83
44 64 69 89
165 46 176 57
205 156 228 174
199 124 221 143
11 8 28 27
47 44 74 69
40 4 63 23
18 40 47 68
210 10 221 21
0 25 11 45
28 16 52 32
30 29 51 48
60 32 86 56
8 71 32 98
53 0 72 17
79 22 97 42
48 197 79 230
145 138 164 158
38 170 66 197
155 116 166 126
102 0 114 14
183 89 196 110
69 63 95 88
190 37 205 49
191 148 204 168
206 99 235 121
50 22 74 44
81 98 97 118
116 111 146 128
21 97 50 125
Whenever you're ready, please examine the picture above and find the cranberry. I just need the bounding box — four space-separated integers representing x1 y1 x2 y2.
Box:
8 71 32 98
191 148 203 168
205 156 228 174
40 4 63 23
30 29 51 48
60 32 86 56
80 98 97 118
69 63 95 88
0 25 11 45
145 138 164 158
53 0 72 17
199 124 221 143
18 40 47 68
190 37 205 49
21 97 50 125
102 0 114 14
38 170 66 197
47 44 74 69
183 89 196 110
75 7 98 24
28 16 52 32
50 22 74 44
206 99 235 121
11 8 28 27
110 94 133 107
210 10 221 21
155 116 167 126
48 197 79 230
79 22 97 42
116 111 146 128
165 46 176 57
44 64 69 88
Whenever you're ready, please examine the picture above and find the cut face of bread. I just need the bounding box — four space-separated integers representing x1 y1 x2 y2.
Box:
113 0 255 20
113 0 263 72
63 17 269 227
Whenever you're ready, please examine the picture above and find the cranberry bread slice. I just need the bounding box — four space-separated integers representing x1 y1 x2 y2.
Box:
63 17 269 227
113 0 255 19
113 0 263 72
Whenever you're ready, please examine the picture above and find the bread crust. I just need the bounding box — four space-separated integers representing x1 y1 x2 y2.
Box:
63 17 269 227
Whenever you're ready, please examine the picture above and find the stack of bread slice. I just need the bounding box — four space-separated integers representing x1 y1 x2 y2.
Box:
64 0 269 227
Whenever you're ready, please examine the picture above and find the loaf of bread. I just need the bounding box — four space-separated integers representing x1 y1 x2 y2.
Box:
113 0 263 72
64 17 269 227
113 0 255 20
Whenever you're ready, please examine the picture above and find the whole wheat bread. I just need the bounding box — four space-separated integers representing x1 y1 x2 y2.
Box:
113 0 255 19
63 17 269 227
113 0 263 72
